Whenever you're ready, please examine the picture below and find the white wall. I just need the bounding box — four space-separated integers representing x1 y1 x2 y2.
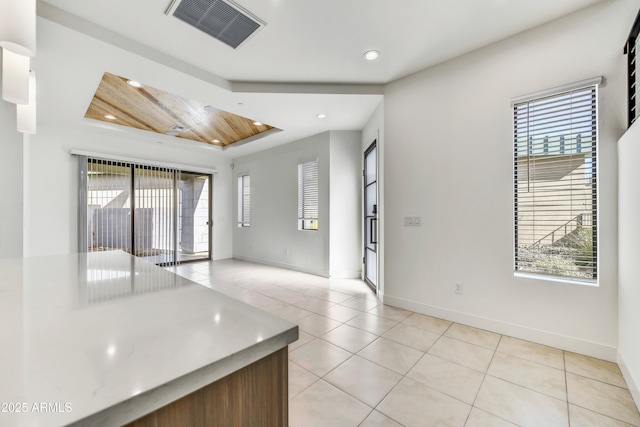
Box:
382 0 636 361
25 125 233 259
618 120 640 408
329 130 362 278
18 18 234 259
233 132 331 276
232 130 363 277
0 51 24 258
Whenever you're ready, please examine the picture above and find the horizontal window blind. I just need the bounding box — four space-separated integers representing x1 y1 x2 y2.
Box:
238 175 251 227
298 160 319 230
514 85 597 281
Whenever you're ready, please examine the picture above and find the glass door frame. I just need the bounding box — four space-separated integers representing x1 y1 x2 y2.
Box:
175 170 213 265
364 140 378 292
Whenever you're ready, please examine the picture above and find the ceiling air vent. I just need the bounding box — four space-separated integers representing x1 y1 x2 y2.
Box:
166 0 266 49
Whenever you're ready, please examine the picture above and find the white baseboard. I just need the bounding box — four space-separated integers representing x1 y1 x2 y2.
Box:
329 270 362 279
383 295 618 362
234 255 329 278
618 351 640 411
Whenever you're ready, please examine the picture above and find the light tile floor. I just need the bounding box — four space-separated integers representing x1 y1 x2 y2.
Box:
174 259 640 427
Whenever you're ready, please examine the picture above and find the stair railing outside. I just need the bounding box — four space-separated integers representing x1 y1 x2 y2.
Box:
530 214 591 248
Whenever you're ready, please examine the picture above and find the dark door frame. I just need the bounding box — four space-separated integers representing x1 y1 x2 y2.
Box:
364 140 378 292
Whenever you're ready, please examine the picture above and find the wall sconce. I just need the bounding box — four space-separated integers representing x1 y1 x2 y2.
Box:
17 71 36 134
2 49 30 104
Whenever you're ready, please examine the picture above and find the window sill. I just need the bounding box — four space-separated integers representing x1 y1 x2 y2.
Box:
513 271 598 287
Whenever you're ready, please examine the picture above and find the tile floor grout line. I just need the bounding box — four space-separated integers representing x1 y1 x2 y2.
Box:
466 334 532 427
176 260 640 426
466 334 498 426
564 350 572 427
372 337 482 426
318 314 429 413
493 348 569 372
291 316 388 426
568 401 640 426
482 373 569 404
567 370 633 390
423 349 492 376
436 332 500 352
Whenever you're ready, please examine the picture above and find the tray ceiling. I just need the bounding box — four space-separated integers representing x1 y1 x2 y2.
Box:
84 72 277 148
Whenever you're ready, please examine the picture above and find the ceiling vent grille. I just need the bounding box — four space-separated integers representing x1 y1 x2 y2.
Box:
166 0 265 49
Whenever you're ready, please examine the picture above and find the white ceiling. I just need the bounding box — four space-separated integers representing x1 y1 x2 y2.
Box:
36 0 605 157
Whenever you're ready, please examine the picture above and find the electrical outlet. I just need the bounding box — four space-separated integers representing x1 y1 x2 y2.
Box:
454 283 464 294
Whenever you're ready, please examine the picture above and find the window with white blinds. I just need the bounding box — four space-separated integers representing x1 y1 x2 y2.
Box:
513 83 598 282
298 160 319 230
238 175 251 227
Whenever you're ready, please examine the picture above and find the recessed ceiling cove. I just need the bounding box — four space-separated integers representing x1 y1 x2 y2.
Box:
166 0 266 49
84 72 277 148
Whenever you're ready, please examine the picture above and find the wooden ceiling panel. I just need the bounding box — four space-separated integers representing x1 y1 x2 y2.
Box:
85 72 276 148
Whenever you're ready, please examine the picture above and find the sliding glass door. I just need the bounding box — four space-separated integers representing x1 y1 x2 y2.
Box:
133 165 177 264
80 157 211 266
177 171 211 263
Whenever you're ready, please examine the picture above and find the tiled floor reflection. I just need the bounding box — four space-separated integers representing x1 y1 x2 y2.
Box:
174 259 640 427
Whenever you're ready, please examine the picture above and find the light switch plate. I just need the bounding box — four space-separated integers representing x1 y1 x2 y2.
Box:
404 216 422 226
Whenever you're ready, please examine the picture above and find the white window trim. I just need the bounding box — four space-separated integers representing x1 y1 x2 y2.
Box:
237 174 251 228
71 149 218 175
512 78 602 285
511 76 603 106
298 159 319 231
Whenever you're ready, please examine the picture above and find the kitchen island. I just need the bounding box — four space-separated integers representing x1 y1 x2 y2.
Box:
0 251 297 426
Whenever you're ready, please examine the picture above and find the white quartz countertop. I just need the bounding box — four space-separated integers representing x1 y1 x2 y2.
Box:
0 251 297 427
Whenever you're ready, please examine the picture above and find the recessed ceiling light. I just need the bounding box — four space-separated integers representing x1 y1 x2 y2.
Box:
363 50 380 61
212 139 220 143
127 80 143 88
316 113 327 119
253 121 262 126
104 114 116 120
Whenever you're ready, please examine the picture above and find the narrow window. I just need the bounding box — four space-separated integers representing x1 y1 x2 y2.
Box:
514 83 598 282
237 175 250 227
298 160 319 230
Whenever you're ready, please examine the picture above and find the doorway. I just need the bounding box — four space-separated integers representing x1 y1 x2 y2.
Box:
364 140 378 291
